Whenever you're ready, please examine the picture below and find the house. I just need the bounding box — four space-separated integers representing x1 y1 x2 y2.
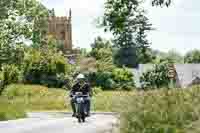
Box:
132 64 200 88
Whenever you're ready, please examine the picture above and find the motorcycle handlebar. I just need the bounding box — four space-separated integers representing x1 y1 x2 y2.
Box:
72 94 89 97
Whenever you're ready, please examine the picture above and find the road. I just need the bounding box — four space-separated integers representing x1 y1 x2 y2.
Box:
0 112 119 133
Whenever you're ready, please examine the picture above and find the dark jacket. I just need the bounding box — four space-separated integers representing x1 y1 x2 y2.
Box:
70 81 92 97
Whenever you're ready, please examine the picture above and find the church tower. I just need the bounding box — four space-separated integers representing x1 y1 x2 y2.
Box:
48 9 72 53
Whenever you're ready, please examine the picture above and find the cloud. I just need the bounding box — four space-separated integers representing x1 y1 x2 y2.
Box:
41 0 200 53
64 0 104 12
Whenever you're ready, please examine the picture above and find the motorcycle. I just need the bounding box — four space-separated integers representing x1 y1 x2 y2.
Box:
73 92 88 123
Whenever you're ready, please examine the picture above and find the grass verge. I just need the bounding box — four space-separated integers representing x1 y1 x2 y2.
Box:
116 87 200 133
0 99 26 121
3 84 200 133
1 84 134 112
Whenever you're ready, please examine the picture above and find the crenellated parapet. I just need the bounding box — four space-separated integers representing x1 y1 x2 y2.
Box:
47 9 72 52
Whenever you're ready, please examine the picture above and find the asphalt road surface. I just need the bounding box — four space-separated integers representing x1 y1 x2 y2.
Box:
0 112 119 133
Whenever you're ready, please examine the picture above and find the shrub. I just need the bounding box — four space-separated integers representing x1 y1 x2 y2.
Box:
112 67 135 90
23 49 71 87
112 68 133 83
1 64 21 85
140 62 171 89
95 71 116 90
86 67 135 90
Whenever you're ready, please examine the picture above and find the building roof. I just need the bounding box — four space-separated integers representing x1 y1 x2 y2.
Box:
175 64 200 88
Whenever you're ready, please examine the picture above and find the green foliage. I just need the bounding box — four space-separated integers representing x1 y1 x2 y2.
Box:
153 49 184 64
1 64 21 85
90 36 111 51
112 67 135 91
113 47 138 68
90 71 116 90
165 50 184 63
23 48 71 87
0 0 50 68
96 48 115 71
0 64 22 95
112 68 133 83
184 49 200 63
89 37 114 71
140 62 170 89
86 68 134 90
0 44 25 67
137 48 156 64
103 0 152 67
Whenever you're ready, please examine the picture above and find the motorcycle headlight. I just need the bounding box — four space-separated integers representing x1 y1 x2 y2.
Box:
76 97 84 103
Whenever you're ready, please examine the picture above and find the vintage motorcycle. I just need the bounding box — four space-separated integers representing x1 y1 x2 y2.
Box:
73 92 88 123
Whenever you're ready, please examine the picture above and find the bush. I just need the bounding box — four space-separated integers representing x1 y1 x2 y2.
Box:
140 62 171 89
112 67 135 90
86 67 135 90
112 68 133 83
0 64 22 94
1 64 21 85
95 71 116 90
23 49 71 87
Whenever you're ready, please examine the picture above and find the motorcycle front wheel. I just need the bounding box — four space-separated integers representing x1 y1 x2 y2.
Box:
77 103 85 123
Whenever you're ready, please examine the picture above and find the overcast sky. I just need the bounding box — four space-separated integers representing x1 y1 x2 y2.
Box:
41 0 200 54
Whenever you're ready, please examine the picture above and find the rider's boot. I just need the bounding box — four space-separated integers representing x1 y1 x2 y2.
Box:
72 113 76 117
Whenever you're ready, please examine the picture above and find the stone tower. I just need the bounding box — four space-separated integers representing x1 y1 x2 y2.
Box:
48 9 72 53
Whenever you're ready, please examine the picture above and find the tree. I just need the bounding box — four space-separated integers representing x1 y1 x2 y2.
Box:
89 37 114 71
23 47 71 87
165 50 184 63
0 0 49 48
0 0 50 66
90 36 112 59
184 50 200 63
49 8 56 17
153 49 184 64
135 12 154 64
103 0 152 68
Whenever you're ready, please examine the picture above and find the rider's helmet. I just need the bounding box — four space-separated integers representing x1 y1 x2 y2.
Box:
76 74 85 87
76 74 85 80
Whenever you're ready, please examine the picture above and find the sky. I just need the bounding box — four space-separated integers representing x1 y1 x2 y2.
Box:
40 0 200 54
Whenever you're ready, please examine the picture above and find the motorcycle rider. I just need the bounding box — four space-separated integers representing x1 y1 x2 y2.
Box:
70 74 92 117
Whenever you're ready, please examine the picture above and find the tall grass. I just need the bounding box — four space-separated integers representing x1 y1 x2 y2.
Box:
116 86 200 133
1 84 132 112
2 84 69 111
0 99 26 121
3 84 200 133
